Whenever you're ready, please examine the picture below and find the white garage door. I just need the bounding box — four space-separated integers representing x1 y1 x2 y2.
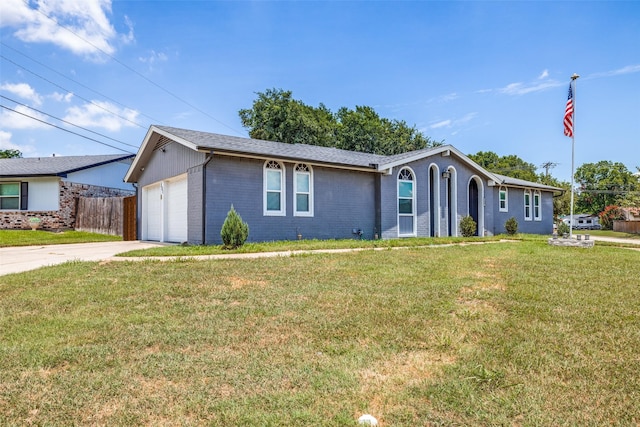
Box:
166 176 188 243
143 183 162 241
142 175 188 243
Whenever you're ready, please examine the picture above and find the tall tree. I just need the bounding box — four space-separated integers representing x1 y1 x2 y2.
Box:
239 88 440 155
467 151 538 182
0 149 22 159
574 161 639 214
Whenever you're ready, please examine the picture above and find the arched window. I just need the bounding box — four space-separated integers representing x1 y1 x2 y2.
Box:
294 163 313 216
398 167 416 236
524 189 532 221
264 160 285 216
499 186 508 212
533 190 541 221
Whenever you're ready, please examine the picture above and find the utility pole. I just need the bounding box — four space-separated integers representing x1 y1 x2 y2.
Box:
540 161 558 177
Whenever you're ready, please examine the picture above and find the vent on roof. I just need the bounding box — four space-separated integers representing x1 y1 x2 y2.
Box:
154 135 173 151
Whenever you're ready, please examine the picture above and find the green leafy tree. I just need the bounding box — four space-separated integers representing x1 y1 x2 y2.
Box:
239 88 440 155
220 205 249 249
505 217 518 235
0 149 22 159
468 151 538 182
574 161 639 214
539 174 572 218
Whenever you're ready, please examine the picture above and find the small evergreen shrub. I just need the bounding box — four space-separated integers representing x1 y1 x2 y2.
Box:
557 221 570 235
505 217 518 235
220 205 249 249
460 215 477 237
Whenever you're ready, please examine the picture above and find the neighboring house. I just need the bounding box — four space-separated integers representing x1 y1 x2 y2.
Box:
561 214 601 230
1 154 135 230
124 126 563 244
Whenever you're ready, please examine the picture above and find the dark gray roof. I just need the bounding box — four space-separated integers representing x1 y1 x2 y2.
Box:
494 173 563 192
156 126 387 168
0 154 134 177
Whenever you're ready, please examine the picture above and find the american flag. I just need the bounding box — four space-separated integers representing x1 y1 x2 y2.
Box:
563 83 574 137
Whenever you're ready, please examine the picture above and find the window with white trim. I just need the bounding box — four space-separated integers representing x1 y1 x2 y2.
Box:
398 168 416 236
264 160 285 216
524 189 532 221
0 182 20 210
294 163 313 216
533 190 541 221
499 186 508 212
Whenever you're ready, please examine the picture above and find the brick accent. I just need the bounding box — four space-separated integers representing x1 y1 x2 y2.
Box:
0 181 134 230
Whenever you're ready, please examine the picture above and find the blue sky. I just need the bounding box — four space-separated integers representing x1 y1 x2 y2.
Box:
1 0 638 182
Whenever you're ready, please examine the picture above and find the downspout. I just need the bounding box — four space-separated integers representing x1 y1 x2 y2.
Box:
201 151 214 245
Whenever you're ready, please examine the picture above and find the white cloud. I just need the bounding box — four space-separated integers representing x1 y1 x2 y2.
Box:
49 92 75 103
63 101 139 131
0 0 132 60
587 64 640 79
0 82 44 106
0 105 50 129
138 50 169 71
429 112 478 130
498 80 562 95
538 69 549 79
430 119 452 129
0 130 36 156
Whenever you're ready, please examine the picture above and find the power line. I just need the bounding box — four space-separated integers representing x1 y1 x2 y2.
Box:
24 1 245 136
1 41 164 126
1 94 139 149
540 161 558 177
1 54 146 130
0 104 135 154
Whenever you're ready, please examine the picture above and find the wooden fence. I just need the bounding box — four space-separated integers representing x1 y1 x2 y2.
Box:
76 196 137 239
613 220 640 234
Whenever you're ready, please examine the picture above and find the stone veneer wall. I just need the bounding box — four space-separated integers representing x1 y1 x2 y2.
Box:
1 181 134 230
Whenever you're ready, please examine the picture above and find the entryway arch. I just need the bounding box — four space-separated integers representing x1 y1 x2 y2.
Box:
468 175 484 236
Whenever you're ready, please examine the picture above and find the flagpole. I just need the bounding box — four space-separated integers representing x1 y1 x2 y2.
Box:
569 73 579 239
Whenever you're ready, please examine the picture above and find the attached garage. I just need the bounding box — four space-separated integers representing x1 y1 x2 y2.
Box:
141 174 188 242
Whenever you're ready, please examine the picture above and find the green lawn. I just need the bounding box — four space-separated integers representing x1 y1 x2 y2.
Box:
0 230 122 247
1 241 638 425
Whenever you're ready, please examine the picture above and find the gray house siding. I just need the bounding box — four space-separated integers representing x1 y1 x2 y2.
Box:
201 155 377 244
187 164 204 244
380 155 491 238
491 187 554 235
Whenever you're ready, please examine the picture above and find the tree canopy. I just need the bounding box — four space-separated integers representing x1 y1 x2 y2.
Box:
467 151 538 182
238 88 441 155
574 161 640 214
0 149 22 159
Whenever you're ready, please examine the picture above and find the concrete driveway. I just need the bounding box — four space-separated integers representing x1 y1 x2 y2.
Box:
0 241 166 276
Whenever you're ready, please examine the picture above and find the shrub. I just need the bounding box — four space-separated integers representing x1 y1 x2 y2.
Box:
505 217 518 235
598 205 622 230
460 215 477 237
220 205 249 249
557 221 570 235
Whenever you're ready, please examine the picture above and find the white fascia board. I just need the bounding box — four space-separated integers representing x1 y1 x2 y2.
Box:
124 126 199 183
376 144 501 183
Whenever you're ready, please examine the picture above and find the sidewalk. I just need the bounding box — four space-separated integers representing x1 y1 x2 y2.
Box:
0 241 165 276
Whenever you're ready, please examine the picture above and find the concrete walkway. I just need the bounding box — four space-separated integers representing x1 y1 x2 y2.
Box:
0 241 165 276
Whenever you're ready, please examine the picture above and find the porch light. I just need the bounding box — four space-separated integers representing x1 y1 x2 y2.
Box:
442 171 451 179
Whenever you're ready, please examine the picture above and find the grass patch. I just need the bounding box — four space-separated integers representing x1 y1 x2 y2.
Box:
0 230 122 247
1 241 638 425
118 235 509 257
574 229 640 239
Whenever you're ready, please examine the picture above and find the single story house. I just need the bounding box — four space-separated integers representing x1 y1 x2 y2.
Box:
1 154 135 230
124 126 562 244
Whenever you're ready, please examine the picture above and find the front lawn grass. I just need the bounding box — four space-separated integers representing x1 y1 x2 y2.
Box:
118 235 509 257
1 241 638 425
0 230 122 247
